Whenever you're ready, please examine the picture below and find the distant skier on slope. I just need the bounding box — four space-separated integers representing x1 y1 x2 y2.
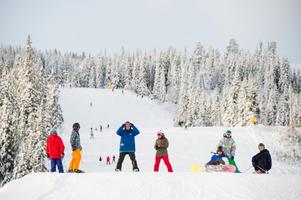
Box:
115 121 140 172
252 143 272 174
154 131 173 172
90 127 94 139
68 123 84 173
46 128 65 173
106 156 111 165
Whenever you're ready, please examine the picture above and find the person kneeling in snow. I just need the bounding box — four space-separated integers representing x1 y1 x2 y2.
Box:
154 131 173 172
206 146 227 166
252 143 272 174
46 128 65 173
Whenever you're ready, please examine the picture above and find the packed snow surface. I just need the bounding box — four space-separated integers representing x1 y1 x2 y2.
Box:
1 88 300 200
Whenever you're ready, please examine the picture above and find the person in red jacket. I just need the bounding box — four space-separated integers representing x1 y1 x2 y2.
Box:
46 128 65 173
106 156 111 165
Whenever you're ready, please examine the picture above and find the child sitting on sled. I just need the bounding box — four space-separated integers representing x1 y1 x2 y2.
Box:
206 146 227 166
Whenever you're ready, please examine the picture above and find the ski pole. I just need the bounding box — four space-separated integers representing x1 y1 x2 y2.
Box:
255 165 268 174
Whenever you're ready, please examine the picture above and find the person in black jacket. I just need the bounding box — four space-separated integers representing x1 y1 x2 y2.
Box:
252 143 272 173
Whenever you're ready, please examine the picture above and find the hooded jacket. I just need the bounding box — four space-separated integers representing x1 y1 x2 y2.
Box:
218 136 236 158
116 124 140 152
46 133 65 159
154 134 169 157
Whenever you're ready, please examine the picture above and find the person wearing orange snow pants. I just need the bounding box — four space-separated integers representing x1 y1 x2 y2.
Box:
69 149 81 170
68 123 83 173
154 131 173 172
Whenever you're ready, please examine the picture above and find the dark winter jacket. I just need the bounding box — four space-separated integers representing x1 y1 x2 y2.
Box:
116 124 140 152
46 133 65 159
206 153 226 166
252 149 272 172
70 130 82 150
154 137 169 157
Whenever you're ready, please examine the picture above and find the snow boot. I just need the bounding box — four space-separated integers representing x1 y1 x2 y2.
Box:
74 169 84 173
133 168 140 172
115 168 121 172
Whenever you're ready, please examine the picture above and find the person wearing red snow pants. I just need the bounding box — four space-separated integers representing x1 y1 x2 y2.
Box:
154 131 173 172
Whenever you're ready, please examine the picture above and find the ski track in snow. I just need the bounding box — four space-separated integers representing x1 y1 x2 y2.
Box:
1 88 301 200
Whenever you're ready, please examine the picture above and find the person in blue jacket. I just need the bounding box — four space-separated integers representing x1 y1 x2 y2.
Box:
115 121 140 172
206 146 227 166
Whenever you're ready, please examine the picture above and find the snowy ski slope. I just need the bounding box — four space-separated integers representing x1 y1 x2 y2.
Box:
0 88 300 200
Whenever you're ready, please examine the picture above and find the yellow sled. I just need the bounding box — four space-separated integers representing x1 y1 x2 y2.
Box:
190 164 206 172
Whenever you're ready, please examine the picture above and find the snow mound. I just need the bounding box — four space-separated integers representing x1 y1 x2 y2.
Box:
1 173 300 200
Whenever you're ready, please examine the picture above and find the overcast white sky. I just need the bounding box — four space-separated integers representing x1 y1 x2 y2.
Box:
0 0 300 65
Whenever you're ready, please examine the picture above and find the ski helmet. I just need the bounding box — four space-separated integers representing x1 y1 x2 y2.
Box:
73 122 80 130
225 130 232 135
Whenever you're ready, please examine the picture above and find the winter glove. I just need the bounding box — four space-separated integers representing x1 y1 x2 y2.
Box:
230 156 234 160
62 152 65 158
46 153 50 158
72 147 76 151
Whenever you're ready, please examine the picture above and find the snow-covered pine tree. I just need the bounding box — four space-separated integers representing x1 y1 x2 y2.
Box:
237 76 248 126
292 93 301 127
95 54 107 88
29 105 48 173
12 35 45 179
45 71 64 129
88 59 97 88
0 65 19 185
275 58 290 126
222 62 241 126
211 87 222 126
152 52 169 102
265 83 278 125
186 76 204 126
175 58 191 126
166 53 182 103
131 53 141 92
136 55 150 96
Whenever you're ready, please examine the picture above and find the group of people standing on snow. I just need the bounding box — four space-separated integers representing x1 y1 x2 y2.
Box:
45 122 272 174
